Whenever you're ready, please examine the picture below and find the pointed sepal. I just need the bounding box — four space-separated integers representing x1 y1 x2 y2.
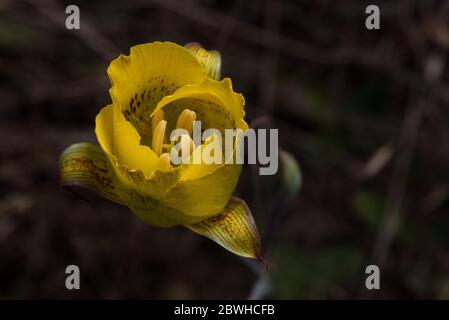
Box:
186 197 262 259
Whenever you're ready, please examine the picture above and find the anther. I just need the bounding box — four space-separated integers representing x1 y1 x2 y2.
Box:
152 120 167 156
157 153 172 171
152 109 165 133
176 109 196 136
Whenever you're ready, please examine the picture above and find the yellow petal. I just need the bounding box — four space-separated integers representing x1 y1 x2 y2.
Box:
95 104 159 177
157 153 173 172
95 104 114 156
59 142 124 205
96 105 179 201
107 41 207 166
161 161 242 217
186 197 262 259
179 133 223 180
185 42 221 80
125 190 209 227
151 77 248 149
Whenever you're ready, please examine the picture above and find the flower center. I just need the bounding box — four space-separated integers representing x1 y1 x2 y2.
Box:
151 108 197 170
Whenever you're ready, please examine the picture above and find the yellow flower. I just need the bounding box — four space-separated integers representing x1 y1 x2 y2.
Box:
59 41 261 259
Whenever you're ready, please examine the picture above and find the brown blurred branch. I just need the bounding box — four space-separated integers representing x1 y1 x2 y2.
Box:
145 0 372 65
144 0 449 108
372 96 425 267
214 0 245 51
29 0 118 61
259 0 281 115
372 50 444 267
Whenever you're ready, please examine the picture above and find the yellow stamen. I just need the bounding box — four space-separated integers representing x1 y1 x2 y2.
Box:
152 109 165 133
152 120 167 156
157 153 172 171
176 109 196 136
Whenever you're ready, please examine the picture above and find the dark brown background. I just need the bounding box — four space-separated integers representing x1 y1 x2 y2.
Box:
1 0 449 299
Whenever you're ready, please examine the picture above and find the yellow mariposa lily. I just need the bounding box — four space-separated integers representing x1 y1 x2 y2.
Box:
59 41 261 259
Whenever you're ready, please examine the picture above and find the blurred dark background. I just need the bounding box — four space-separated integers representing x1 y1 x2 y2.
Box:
1 0 449 299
